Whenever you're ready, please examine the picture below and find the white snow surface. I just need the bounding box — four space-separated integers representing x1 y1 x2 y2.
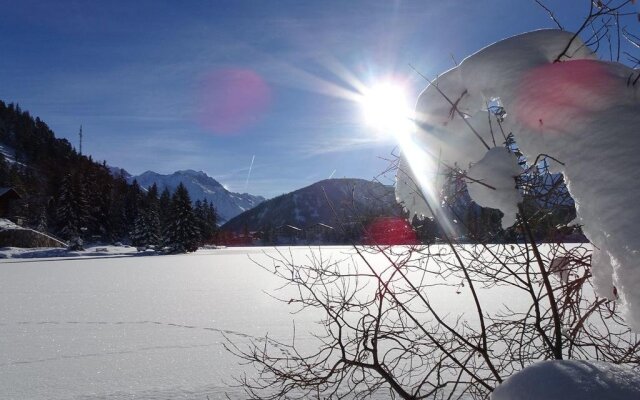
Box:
467 148 522 229
491 360 640 400
1 245 633 399
397 29 640 330
0 248 325 399
0 246 542 399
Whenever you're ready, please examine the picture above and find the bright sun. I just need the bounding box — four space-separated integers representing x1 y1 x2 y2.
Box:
360 82 413 136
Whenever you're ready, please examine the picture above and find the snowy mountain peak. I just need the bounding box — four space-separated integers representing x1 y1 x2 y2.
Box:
176 169 207 177
131 170 264 223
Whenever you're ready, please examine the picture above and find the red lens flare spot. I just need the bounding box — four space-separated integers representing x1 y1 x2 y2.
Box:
364 217 418 246
197 68 271 135
514 60 617 133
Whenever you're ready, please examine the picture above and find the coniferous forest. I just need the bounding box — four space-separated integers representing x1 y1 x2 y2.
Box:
0 100 217 252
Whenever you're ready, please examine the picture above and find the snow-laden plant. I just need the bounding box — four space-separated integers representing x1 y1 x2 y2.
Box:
398 25 640 331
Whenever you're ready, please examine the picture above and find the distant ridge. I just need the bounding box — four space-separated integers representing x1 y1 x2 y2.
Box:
222 178 403 233
130 169 265 223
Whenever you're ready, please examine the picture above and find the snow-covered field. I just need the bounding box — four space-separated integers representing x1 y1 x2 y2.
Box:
1 245 637 400
0 247 328 400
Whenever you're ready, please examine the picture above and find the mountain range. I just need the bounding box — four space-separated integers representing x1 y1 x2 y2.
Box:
0 99 405 244
122 169 265 224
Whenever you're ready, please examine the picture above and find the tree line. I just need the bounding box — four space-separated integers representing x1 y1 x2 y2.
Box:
0 100 217 252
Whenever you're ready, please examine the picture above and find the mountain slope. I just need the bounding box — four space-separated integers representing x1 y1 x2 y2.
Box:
132 170 265 223
222 178 403 233
0 100 155 242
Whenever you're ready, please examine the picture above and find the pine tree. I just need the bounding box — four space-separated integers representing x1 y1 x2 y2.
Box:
75 171 90 238
130 213 148 247
164 183 199 253
194 199 206 245
158 187 171 245
145 183 161 247
124 180 144 234
56 173 86 240
193 199 217 245
130 184 162 249
95 178 114 241
206 200 218 243
108 174 130 241
81 165 102 239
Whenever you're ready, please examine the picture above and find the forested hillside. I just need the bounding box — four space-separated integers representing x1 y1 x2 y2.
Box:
0 101 216 251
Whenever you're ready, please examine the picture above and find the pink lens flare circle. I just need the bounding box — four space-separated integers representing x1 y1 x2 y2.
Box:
197 68 271 135
514 60 617 133
364 217 418 246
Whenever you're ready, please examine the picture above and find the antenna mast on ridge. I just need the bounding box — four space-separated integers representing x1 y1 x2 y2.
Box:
79 125 83 155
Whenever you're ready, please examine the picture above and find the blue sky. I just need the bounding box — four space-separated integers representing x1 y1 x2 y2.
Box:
0 0 632 198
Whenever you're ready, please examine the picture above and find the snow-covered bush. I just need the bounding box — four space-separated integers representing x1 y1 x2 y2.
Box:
397 28 640 331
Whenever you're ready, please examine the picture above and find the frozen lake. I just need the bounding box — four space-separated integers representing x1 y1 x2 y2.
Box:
0 247 335 400
0 245 551 399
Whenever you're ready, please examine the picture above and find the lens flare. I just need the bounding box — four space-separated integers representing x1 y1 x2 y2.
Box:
364 217 418 245
197 68 271 135
514 60 615 133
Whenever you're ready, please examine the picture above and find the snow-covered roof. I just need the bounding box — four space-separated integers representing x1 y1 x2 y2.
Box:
0 218 21 230
0 187 20 199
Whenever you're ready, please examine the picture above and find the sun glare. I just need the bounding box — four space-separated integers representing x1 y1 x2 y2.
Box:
361 82 413 136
